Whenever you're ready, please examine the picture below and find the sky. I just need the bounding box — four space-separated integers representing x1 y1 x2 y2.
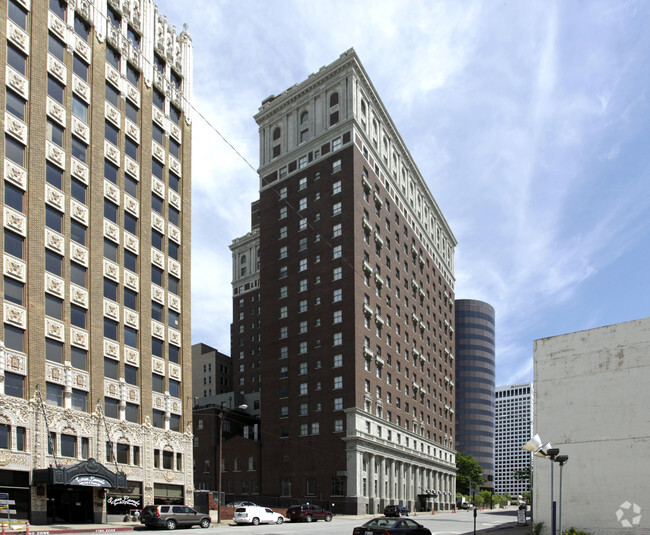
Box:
156 0 650 386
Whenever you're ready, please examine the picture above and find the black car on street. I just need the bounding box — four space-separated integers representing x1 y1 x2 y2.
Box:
384 504 410 517
353 517 431 535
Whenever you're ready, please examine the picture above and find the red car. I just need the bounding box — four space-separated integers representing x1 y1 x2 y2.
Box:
286 504 333 522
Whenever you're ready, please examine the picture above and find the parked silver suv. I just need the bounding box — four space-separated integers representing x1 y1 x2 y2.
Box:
140 505 211 530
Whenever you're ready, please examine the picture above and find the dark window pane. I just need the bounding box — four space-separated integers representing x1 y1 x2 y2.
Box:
73 55 89 81
152 159 164 179
71 178 87 203
46 383 64 406
104 239 118 261
169 379 180 398
16 427 26 449
152 337 163 357
48 33 65 61
45 295 63 320
105 398 119 418
71 304 86 328
70 220 86 245
106 46 120 69
152 409 164 428
7 44 26 75
168 274 179 295
0 425 8 449
48 76 65 103
72 95 88 122
151 302 163 322
104 160 119 183
46 339 63 362
124 212 137 234
105 83 119 106
153 124 164 144
71 347 87 370
46 162 63 189
104 199 118 223
124 326 138 348
4 277 23 305
124 288 137 310
45 206 63 232
5 135 25 166
168 310 179 329
4 182 24 212
169 171 180 193
126 100 139 123
168 241 178 260
45 250 62 275
152 266 163 285
169 207 180 226
104 318 118 340
170 105 181 125
49 0 66 20
104 279 118 301
107 8 120 27
74 15 89 41
168 344 179 363
6 90 26 120
8 0 28 30
126 63 140 87
169 138 180 159
70 262 87 287
61 435 76 457
152 230 163 251
104 358 118 379
47 120 64 147
125 137 138 160
125 403 138 423
152 374 164 393
124 250 137 272
4 325 24 352
153 89 164 110
4 230 24 259
105 122 119 145
125 175 138 197
71 136 87 162
71 389 87 411
151 195 163 214
125 365 138 386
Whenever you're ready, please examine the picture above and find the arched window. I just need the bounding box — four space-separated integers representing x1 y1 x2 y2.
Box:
329 92 339 126
240 254 246 265
272 127 281 158
361 100 367 117
299 111 309 144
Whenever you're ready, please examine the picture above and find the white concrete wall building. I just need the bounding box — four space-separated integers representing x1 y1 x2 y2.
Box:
533 317 650 535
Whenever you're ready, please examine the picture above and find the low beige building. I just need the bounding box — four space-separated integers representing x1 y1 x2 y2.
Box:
534 317 650 535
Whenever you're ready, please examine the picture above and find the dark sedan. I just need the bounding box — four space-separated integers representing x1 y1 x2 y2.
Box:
353 517 431 535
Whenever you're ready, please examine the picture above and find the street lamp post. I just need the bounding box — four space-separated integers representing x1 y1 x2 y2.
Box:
217 404 248 524
554 455 568 535
546 448 560 535
522 434 554 530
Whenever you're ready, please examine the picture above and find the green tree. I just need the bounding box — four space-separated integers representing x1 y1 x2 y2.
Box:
455 452 486 495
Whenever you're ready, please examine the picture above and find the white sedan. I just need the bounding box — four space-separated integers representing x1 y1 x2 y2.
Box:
233 506 285 526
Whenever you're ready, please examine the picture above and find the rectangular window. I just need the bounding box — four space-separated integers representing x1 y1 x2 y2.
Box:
105 398 119 419
105 121 119 145
73 55 89 81
48 32 66 61
106 46 120 69
72 95 88 122
7 44 27 75
4 230 23 260
105 83 119 106
71 347 87 370
71 178 87 204
332 202 342 216
4 372 24 398
46 383 64 407
6 90 26 121
4 325 24 353
4 277 23 306
5 135 25 167
8 0 28 29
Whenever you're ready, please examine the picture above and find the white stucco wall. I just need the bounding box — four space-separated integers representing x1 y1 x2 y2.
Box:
533 317 650 535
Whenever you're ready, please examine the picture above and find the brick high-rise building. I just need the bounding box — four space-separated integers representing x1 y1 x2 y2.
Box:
231 49 457 514
0 0 193 523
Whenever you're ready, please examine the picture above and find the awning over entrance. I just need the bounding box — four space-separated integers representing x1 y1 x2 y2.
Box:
33 458 127 488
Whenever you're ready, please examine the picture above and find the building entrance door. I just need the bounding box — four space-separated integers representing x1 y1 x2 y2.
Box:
47 486 94 523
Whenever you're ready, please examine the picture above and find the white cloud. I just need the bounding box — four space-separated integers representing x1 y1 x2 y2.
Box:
156 0 650 384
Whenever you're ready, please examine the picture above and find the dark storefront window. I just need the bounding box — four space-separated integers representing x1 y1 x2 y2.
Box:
153 483 183 505
107 481 142 517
